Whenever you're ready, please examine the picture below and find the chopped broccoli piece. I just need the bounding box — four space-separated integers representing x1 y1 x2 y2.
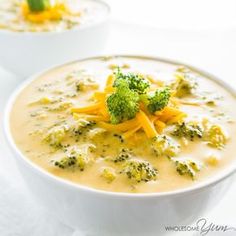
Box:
87 128 106 140
44 125 68 148
72 119 95 136
49 101 73 112
172 122 203 141
171 72 197 98
113 148 132 163
75 77 99 92
27 0 50 12
114 68 150 94
151 135 180 157
54 156 77 169
76 119 94 128
205 100 216 106
204 124 227 149
172 158 201 179
54 148 90 170
101 168 116 183
113 134 124 143
147 87 171 113
77 143 96 155
76 156 89 171
121 159 158 183
107 79 140 124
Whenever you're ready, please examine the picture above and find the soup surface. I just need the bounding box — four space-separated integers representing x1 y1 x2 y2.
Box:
0 0 107 32
10 56 236 193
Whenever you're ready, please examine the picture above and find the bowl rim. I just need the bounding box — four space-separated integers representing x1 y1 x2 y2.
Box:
0 0 110 36
4 54 236 199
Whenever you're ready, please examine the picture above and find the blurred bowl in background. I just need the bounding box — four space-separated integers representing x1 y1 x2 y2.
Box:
0 0 110 77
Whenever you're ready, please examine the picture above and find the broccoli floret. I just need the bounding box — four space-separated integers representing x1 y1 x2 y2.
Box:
44 125 68 148
172 158 202 179
54 148 90 170
121 159 158 183
172 122 203 141
204 124 227 149
107 79 140 124
113 148 132 163
171 72 197 98
147 87 170 113
151 135 180 157
114 68 150 94
101 167 116 183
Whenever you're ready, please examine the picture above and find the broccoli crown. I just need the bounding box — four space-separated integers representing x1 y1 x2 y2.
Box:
172 158 201 179
121 159 158 182
107 79 140 124
204 124 227 149
54 148 89 170
151 135 180 157
106 69 171 123
171 72 197 98
114 68 150 94
147 87 170 113
172 122 203 141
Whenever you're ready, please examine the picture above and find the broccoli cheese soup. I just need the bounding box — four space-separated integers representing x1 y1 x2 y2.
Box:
0 0 108 32
10 56 236 193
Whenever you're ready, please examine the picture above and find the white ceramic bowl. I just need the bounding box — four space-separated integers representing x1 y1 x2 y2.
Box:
4 56 236 236
0 0 110 77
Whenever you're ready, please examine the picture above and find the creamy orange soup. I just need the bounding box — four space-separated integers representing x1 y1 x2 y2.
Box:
10 56 236 193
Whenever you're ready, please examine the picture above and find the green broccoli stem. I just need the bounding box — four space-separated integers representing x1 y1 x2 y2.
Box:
27 0 50 12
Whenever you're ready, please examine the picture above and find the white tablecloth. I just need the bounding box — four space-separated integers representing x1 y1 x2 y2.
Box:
0 21 235 236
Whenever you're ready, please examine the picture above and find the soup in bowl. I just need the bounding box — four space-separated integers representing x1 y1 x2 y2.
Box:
0 0 110 76
4 56 236 235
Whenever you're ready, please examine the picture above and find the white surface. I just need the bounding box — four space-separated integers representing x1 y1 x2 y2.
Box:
0 19 236 236
105 0 236 30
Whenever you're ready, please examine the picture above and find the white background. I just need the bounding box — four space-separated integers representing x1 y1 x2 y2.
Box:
0 0 236 235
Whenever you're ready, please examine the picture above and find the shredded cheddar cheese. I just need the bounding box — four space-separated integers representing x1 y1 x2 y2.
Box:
136 111 157 138
21 1 80 23
99 118 139 132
